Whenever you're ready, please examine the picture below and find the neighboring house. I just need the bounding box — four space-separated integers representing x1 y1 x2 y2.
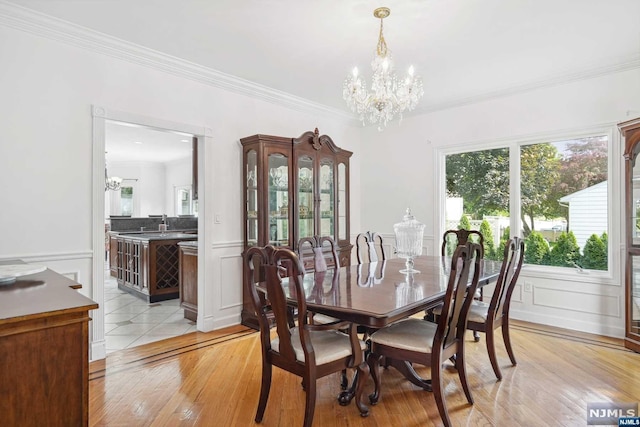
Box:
559 181 608 249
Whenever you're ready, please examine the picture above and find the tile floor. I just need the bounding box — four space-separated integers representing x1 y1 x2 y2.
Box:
104 269 196 354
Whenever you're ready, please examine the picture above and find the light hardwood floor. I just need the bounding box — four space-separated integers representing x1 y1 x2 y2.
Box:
89 321 640 426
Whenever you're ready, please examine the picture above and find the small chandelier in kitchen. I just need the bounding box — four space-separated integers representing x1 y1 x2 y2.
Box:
104 155 122 192
343 7 424 131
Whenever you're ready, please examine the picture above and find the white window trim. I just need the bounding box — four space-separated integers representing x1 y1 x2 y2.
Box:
434 122 622 287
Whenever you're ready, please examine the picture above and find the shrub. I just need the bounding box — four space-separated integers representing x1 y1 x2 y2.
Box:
546 231 580 267
524 231 550 265
480 219 496 259
582 234 607 270
458 215 471 230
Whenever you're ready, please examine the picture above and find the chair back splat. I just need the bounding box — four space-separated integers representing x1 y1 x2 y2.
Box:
244 245 370 427
441 229 484 257
298 235 339 272
355 231 387 264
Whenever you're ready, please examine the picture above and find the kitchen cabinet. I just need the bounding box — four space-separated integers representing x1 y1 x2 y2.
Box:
620 116 640 353
116 233 197 302
240 128 352 328
178 241 198 321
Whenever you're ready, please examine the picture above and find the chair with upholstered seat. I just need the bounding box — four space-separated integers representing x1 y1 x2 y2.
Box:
355 231 387 264
367 242 483 427
297 236 340 325
244 245 370 427
441 229 485 341
432 237 524 380
298 235 340 272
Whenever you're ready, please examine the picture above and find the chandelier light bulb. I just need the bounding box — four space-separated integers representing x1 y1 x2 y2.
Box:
343 7 424 131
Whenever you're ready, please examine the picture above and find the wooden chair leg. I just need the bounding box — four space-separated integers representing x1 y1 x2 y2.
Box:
255 361 272 422
340 369 349 390
486 329 502 381
302 376 316 427
366 352 382 405
432 359 452 427
502 320 517 366
455 349 474 405
473 330 481 342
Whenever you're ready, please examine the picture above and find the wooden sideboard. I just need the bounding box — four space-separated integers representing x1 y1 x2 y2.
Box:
0 262 98 427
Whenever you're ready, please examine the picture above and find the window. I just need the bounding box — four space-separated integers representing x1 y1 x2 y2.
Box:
120 186 134 217
444 133 609 272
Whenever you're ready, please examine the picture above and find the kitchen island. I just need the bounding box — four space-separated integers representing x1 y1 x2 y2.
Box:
115 233 197 302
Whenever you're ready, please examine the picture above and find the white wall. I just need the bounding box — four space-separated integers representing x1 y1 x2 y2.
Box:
0 22 360 360
360 69 640 337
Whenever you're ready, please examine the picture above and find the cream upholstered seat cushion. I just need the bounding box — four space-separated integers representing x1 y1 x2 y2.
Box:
272 327 367 365
432 300 489 324
311 313 341 325
369 318 437 353
467 300 490 323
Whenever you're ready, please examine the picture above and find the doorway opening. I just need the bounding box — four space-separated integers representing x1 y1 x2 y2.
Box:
92 106 209 360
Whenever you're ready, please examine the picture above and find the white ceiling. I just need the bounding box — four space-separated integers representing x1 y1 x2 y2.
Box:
105 121 193 163
8 0 640 113
11 0 637 162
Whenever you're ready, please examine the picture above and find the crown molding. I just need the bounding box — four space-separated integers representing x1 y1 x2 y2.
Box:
411 55 640 116
1 1 637 123
0 1 356 123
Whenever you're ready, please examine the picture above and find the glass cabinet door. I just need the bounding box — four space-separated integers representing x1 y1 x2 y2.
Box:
338 162 347 241
246 150 258 247
319 160 334 238
631 255 640 337
632 155 640 246
298 155 314 239
268 153 289 246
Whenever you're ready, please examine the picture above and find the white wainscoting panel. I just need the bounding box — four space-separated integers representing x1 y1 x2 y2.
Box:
532 285 621 317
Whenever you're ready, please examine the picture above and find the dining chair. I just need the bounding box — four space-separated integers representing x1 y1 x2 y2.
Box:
441 229 484 257
441 229 485 341
432 237 524 380
355 231 387 264
298 235 340 272
367 242 483 427
244 245 370 427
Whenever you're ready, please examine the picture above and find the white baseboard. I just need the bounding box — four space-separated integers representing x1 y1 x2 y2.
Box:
91 339 106 362
510 308 625 339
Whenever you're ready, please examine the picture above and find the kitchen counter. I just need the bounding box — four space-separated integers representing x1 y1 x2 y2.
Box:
121 233 197 241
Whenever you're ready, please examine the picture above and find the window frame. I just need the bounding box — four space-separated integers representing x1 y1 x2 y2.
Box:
434 124 621 286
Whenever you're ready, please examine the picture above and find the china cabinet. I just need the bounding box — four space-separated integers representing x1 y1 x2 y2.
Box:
621 117 640 353
240 128 352 328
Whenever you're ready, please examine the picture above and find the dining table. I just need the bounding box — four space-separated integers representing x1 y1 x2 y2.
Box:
281 254 503 403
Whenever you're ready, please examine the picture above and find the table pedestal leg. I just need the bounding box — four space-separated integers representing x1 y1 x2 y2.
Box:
388 358 432 391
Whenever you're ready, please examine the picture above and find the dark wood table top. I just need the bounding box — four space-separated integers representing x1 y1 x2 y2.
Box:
283 256 502 328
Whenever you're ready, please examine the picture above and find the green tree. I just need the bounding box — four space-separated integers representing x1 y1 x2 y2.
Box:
479 220 496 259
546 232 580 267
582 234 607 270
524 231 549 265
520 144 561 235
446 148 510 217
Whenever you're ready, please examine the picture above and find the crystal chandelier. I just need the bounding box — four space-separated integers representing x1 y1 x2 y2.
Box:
343 7 424 131
104 155 122 192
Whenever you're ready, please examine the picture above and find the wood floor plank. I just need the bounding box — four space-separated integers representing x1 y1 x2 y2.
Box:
89 323 640 426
